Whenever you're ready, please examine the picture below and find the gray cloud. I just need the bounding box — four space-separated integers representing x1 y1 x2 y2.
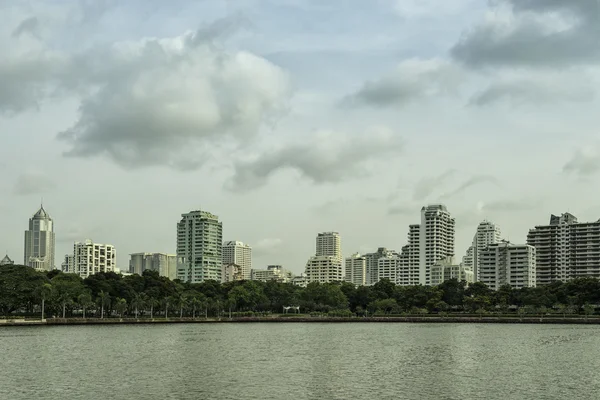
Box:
388 204 415 216
441 175 499 198
478 199 538 212
470 78 595 106
253 238 283 257
413 169 455 201
11 17 40 38
14 172 56 196
342 59 462 107
563 147 600 176
226 127 403 192
452 0 600 68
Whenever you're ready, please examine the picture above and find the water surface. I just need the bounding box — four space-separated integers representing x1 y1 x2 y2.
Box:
1 323 598 399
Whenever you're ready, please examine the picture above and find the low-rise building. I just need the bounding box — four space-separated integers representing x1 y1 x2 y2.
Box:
479 241 536 290
430 257 474 286
291 274 308 288
251 265 292 283
222 263 243 283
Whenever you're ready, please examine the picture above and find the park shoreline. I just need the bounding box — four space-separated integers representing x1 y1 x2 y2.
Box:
2 316 600 326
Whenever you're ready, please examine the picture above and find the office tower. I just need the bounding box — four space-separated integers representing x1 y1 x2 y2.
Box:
527 213 600 285
305 232 343 283
176 209 223 283
364 247 390 285
24 205 55 271
129 253 177 280
222 241 252 280
345 253 367 286
462 220 502 281
316 232 342 263
478 241 536 290
73 240 116 278
419 205 455 285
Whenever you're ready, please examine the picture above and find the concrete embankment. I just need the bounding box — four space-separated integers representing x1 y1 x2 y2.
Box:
2 316 600 326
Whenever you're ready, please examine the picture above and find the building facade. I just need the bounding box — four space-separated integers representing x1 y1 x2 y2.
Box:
398 225 421 286
61 254 74 273
479 241 536 290
430 257 474 286
176 210 223 283
251 265 292 283
24 205 55 271
527 213 600 285
462 220 502 282
419 205 455 285
222 241 252 280
364 247 390 286
222 263 243 283
345 253 367 286
0 254 14 266
377 253 400 283
73 240 116 279
129 253 177 280
305 256 343 283
316 232 342 263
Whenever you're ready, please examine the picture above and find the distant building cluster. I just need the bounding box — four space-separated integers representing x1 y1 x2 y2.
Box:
5 203 600 290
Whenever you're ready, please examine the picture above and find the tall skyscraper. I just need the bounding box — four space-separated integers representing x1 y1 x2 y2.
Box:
345 253 367 286
130 253 177 280
462 220 502 281
305 232 343 283
364 247 390 285
176 209 223 283
24 205 55 271
222 241 252 280
527 213 600 285
478 241 536 290
73 240 116 278
398 205 455 285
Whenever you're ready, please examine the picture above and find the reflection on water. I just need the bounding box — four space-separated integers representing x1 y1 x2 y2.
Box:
1 323 599 400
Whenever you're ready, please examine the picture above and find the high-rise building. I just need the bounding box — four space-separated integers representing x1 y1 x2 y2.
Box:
305 232 343 283
316 232 342 263
430 257 474 286
364 247 390 285
61 254 74 273
129 253 177 280
398 225 421 286
24 205 55 271
176 210 223 283
479 241 536 290
222 241 252 280
0 254 14 266
419 205 455 285
345 253 366 286
462 220 502 281
377 252 400 283
73 240 116 279
527 213 600 285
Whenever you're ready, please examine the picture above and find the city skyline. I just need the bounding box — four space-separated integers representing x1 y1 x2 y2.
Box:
2 1 600 274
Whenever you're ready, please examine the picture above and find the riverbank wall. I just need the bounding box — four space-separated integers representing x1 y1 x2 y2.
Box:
2 316 600 326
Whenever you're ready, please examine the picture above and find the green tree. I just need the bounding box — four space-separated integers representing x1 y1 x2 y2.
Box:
115 297 127 317
130 293 144 318
78 292 93 319
38 283 53 320
98 290 111 319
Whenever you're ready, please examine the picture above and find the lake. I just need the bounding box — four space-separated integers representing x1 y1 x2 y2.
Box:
1 323 599 399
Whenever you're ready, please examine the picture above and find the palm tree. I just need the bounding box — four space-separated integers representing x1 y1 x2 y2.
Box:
38 283 53 321
115 298 127 318
189 295 204 319
98 290 111 319
78 293 93 319
163 297 171 319
131 293 144 319
177 295 187 318
144 295 158 319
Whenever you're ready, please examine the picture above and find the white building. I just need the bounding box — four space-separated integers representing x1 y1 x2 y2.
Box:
61 254 74 273
398 225 421 286
73 240 116 279
222 241 252 280
0 254 14 266
527 213 600 285
129 253 177 280
24 205 55 271
291 274 308 288
222 263 243 283
345 253 367 286
316 232 342 263
463 220 502 281
251 265 292 283
377 253 400 283
430 257 474 286
479 241 536 290
364 247 390 285
305 256 343 283
177 210 223 283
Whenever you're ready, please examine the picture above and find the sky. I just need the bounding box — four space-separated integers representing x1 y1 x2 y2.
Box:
1 0 600 274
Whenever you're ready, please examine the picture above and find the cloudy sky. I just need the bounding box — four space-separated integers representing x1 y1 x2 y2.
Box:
1 0 599 274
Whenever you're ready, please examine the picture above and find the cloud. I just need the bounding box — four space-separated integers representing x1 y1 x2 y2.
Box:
253 238 283 256
14 172 56 196
470 74 595 106
342 59 463 108
441 175 499 198
476 199 538 212
392 0 478 19
226 126 403 191
388 205 415 216
413 170 455 201
451 0 600 68
563 146 600 176
11 17 40 38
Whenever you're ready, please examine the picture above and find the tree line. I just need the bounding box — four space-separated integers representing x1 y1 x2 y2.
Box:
1 264 599 318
